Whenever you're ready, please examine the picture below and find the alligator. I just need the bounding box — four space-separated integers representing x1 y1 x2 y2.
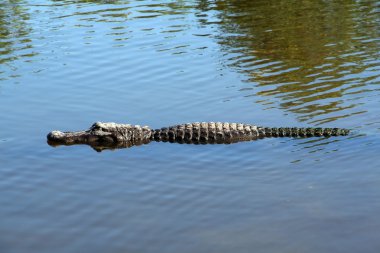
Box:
47 122 350 151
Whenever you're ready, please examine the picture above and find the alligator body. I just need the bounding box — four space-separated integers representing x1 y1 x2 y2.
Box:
47 122 350 151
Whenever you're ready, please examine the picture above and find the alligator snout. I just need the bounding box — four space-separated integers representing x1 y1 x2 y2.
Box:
47 131 66 141
47 129 93 146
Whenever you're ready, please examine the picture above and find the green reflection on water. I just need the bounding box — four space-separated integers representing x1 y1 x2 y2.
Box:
208 0 379 124
0 0 35 66
1 0 379 124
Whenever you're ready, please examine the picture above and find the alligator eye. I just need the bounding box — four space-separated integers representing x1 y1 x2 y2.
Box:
99 127 111 132
91 122 102 130
92 126 106 132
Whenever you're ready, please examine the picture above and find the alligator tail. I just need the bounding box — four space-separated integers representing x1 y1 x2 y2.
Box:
257 127 350 138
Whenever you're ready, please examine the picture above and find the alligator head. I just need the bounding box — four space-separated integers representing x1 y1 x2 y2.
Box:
47 122 152 150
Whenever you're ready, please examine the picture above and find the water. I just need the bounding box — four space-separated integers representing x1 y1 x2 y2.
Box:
1 0 380 252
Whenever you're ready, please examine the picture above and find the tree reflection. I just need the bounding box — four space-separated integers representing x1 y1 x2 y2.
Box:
198 0 380 124
0 0 34 67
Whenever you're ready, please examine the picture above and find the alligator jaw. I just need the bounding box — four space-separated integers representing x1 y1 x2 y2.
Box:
47 129 115 146
47 130 84 145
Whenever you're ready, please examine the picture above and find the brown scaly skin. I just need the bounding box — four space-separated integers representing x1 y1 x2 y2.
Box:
47 122 350 151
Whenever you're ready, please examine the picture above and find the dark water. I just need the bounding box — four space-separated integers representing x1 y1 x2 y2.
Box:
1 0 380 252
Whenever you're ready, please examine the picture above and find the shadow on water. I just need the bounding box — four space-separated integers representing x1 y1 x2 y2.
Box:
196 0 380 125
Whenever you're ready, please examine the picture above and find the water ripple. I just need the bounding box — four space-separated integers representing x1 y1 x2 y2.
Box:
1 1 380 253
210 0 380 125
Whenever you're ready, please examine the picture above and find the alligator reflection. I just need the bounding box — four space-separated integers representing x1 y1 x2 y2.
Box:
198 0 380 124
48 138 150 152
47 136 260 152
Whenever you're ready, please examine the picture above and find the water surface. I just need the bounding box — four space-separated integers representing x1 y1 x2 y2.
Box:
1 1 380 252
